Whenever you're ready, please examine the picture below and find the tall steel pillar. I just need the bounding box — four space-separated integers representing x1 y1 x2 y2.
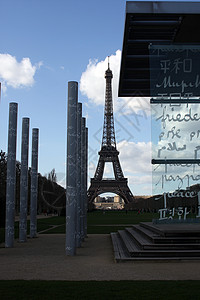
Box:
76 102 82 248
5 102 18 248
84 126 88 237
66 81 78 255
30 128 39 238
19 118 30 242
81 117 86 241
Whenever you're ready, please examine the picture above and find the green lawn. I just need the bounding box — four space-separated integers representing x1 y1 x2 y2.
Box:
0 280 199 300
38 211 159 234
0 210 196 240
87 210 158 225
87 210 158 234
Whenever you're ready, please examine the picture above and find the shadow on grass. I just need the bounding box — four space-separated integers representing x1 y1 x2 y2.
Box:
0 280 199 300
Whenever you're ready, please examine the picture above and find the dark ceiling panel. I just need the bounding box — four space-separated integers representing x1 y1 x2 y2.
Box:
119 1 200 97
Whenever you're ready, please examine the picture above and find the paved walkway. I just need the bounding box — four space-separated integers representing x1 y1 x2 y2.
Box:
1 234 200 281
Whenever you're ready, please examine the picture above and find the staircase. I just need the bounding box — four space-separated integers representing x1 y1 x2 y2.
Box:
111 222 200 262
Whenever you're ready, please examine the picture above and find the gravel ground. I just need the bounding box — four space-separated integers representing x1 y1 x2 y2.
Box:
0 234 200 281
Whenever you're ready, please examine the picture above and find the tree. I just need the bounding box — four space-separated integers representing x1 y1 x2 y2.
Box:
0 151 65 226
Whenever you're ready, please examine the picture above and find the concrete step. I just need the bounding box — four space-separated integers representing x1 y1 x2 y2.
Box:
126 227 151 249
131 224 158 242
126 227 200 250
111 222 200 262
110 232 130 262
140 222 200 237
111 255 200 262
117 229 200 257
118 230 140 254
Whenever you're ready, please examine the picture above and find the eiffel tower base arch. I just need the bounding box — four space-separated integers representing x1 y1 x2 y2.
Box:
87 178 134 208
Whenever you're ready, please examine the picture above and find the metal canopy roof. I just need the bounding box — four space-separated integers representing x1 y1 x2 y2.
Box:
118 1 200 97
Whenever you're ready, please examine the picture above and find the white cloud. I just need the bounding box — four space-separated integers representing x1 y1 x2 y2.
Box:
89 140 152 178
129 174 152 186
118 140 152 174
0 53 42 90
80 55 109 106
118 140 152 195
80 50 150 115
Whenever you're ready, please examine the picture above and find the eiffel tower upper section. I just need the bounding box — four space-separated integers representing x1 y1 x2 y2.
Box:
101 61 116 150
93 59 124 181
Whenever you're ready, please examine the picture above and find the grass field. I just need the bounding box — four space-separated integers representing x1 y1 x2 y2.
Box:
0 210 158 242
38 211 159 234
0 210 197 241
0 280 200 300
88 210 158 224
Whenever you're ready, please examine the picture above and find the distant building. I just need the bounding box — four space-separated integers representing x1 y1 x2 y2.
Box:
94 195 125 210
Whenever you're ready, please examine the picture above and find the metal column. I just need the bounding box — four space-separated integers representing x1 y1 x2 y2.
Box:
30 128 39 238
66 81 78 255
76 102 82 247
19 118 30 242
81 117 86 241
5 102 18 248
84 126 88 237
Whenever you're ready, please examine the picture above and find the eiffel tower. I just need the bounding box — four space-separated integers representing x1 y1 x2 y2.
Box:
87 59 134 204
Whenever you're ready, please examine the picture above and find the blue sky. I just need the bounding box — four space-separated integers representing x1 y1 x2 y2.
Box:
1 0 194 196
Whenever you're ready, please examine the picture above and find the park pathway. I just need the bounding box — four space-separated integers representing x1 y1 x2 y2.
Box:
1 234 200 281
